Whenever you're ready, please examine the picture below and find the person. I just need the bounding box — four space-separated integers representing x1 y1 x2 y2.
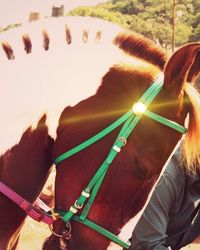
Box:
128 143 200 250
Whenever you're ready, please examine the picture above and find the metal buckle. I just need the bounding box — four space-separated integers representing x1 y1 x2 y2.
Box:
117 137 127 146
81 190 90 198
74 200 83 209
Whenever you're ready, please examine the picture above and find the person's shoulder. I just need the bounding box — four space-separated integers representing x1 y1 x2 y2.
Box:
164 146 185 183
154 146 185 199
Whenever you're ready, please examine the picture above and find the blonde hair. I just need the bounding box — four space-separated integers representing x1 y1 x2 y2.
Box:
182 83 200 174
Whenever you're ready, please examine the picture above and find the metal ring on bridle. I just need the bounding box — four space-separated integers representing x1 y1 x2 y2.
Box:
48 221 72 238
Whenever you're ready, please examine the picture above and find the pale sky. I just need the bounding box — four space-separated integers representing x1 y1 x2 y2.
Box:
0 0 108 27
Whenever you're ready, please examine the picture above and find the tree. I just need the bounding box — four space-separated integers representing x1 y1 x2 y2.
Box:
68 0 199 48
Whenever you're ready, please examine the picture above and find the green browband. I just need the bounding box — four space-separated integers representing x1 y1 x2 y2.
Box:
54 75 187 248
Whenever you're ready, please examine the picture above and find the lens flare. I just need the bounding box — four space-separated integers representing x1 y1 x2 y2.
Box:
132 102 146 115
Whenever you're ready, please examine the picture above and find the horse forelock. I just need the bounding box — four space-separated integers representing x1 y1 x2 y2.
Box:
182 84 200 172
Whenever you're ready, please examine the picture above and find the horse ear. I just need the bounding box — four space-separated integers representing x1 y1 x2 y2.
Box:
187 49 200 83
164 43 200 93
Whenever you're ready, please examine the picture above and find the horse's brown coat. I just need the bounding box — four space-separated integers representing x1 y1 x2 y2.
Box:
0 116 53 250
0 16 199 250
44 18 200 250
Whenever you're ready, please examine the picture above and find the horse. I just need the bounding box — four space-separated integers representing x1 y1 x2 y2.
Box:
0 16 119 249
0 16 199 250
37 17 200 250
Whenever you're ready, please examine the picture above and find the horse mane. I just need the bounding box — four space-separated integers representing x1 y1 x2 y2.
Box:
65 25 72 44
2 30 50 59
1 19 106 60
113 31 169 70
22 34 32 53
182 83 200 173
1 42 15 60
42 30 50 51
1 17 167 67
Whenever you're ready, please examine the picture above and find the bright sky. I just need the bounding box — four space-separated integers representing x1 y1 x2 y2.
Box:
0 0 108 27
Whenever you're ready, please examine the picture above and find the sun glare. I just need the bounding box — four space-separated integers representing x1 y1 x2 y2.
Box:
132 102 146 115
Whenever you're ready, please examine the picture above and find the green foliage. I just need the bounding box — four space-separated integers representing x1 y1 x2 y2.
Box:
0 23 21 33
189 12 200 42
68 0 200 49
176 22 193 44
69 6 131 27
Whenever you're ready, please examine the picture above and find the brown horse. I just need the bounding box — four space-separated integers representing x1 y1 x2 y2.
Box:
39 18 200 250
0 16 120 249
0 16 199 250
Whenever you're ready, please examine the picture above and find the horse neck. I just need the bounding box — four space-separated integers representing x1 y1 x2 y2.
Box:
0 116 54 250
0 116 54 201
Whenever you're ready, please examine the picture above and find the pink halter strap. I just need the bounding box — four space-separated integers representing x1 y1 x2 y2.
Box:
0 181 53 225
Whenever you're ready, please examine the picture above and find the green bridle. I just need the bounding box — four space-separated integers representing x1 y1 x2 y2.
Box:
54 75 187 248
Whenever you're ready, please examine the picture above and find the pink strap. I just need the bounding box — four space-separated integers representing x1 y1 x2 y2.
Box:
0 181 53 225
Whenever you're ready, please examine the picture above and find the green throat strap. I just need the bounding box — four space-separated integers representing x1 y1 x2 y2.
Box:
54 75 187 248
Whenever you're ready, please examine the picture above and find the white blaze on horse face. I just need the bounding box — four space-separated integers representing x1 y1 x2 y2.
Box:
0 17 126 154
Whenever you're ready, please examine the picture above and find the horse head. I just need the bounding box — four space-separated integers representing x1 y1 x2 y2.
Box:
41 18 200 250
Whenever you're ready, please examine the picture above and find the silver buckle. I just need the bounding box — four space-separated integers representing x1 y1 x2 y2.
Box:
74 200 83 209
117 137 127 146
